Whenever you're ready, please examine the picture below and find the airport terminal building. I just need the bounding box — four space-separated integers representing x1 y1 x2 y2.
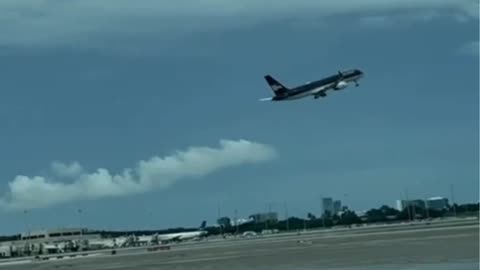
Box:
0 228 101 258
20 228 88 241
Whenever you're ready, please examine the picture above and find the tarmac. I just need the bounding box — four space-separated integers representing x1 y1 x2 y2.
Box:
2 220 479 270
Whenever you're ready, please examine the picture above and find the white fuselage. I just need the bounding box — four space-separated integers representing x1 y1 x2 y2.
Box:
157 230 207 242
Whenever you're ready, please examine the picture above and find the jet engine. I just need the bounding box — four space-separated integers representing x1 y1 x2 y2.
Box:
334 81 348 90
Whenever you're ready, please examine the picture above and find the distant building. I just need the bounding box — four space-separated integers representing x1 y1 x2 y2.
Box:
396 199 426 211
396 200 426 211
249 212 278 224
0 246 12 258
20 228 88 241
0 228 100 257
355 210 368 222
231 218 254 227
395 200 404 211
217 217 231 228
322 197 334 216
411 200 426 209
333 200 342 215
426 197 449 210
396 197 448 211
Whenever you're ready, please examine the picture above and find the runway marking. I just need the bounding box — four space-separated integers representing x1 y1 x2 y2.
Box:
156 254 243 264
0 260 31 267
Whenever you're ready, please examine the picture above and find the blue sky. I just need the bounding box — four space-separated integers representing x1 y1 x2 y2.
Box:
0 1 478 234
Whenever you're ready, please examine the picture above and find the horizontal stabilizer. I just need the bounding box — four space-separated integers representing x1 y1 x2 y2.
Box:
259 97 273 101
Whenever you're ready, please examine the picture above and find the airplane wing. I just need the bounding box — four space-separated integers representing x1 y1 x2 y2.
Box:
259 97 273 101
158 235 182 243
312 87 330 99
311 85 331 94
170 236 182 241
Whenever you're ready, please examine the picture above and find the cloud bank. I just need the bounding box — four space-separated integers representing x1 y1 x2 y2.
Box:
0 0 477 48
458 41 479 56
0 139 277 210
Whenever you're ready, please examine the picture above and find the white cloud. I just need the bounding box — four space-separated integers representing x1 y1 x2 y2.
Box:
358 10 444 28
51 161 84 178
0 139 277 210
0 0 477 48
458 41 479 56
359 16 393 27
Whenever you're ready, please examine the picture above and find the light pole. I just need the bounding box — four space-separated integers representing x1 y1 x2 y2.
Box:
343 193 349 210
405 188 412 222
303 214 307 232
22 210 31 237
77 209 83 235
319 195 325 228
424 199 430 220
234 208 239 235
450 184 457 218
217 202 223 236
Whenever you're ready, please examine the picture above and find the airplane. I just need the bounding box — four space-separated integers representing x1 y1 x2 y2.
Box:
153 221 208 244
259 69 364 101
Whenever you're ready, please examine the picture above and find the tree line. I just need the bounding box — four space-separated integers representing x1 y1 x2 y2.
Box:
0 203 478 240
208 202 479 235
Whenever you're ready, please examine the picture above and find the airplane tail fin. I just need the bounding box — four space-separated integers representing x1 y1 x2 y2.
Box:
199 221 207 230
264 75 289 96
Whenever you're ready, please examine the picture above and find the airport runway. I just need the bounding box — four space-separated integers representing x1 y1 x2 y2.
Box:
4 222 479 270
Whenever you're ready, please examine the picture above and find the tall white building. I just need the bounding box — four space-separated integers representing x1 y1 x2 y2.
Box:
333 200 342 215
396 200 404 211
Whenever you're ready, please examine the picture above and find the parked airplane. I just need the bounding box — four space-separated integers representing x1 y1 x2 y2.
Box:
154 221 208 243
260 69 364 101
